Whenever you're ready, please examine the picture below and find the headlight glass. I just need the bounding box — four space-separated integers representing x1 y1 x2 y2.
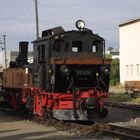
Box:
75 20 85 30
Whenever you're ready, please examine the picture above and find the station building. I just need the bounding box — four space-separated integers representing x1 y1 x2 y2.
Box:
106 49 119 59
119 18 140 89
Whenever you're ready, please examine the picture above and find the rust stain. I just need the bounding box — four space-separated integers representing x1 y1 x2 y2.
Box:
50 58 111 65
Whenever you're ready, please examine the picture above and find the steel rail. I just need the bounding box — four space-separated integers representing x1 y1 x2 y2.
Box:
100 123 140 140
105 101 140 110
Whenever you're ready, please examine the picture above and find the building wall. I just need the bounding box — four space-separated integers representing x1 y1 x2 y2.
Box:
119 20 140 84
106 50 120 59
0 50 10 68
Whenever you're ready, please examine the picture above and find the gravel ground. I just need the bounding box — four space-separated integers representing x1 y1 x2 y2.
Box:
0 110 116 140
96 105 140 129
107 106 140 129
109 86 125 93
0 106 139 139
0 108 139 140
0 111 74 140
107 86 140 128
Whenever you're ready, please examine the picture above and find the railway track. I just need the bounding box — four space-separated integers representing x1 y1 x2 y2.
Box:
101 123 140 140
56 121 140 139
0 105 140 139
105 101 140 110
69 122 140 139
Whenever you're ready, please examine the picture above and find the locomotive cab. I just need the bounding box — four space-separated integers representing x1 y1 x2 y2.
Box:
33 20 110 94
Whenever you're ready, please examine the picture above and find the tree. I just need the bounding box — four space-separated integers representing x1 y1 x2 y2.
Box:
105 53 112 59
107 47 114 51
110 58 120 86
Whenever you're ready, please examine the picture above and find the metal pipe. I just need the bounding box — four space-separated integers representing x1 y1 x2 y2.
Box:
72 88 79 120
2 35 7 68
34 0 39 39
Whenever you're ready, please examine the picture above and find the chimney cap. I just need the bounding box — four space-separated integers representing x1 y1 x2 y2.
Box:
19 41 29 46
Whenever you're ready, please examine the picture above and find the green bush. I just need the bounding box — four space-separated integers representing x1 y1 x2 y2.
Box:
110 58 120 86
106 54 120 86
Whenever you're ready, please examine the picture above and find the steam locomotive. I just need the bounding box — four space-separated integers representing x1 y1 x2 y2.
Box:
2 20 111 121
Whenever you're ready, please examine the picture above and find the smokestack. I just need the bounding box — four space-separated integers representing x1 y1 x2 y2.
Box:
16 41 29 66
19 41 28 59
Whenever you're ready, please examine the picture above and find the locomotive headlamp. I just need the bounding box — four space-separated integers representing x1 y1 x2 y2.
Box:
76 20 85 30
105 68 109 73
96 73 99 77
48 69 52 74
101 66 110 76
103 68 110 75
60 65 69 75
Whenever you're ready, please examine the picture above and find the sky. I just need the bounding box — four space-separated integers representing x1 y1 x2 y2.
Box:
0 0 140 53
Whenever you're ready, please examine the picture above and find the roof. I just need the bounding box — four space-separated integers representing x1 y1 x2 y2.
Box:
119 17 140 27
33 28 104 44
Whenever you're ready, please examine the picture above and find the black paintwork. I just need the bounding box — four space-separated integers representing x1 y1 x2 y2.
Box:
32 26 110 93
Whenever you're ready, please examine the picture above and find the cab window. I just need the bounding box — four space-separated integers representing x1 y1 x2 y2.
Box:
53 40 61 52
37 45 45 63
72 41 82 52
53 40 69 52
91 44 98 52
91 41 103 54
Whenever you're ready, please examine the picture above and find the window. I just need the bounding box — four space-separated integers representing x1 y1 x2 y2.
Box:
53 40 69 52
91 41 99 53
37 45 45 63
91 41 103 54
91 44 97 52
72 47 78 52
136 64 139 75
53 40 62 52
72 41 82 52
126 65 129 76
130 65 133 76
